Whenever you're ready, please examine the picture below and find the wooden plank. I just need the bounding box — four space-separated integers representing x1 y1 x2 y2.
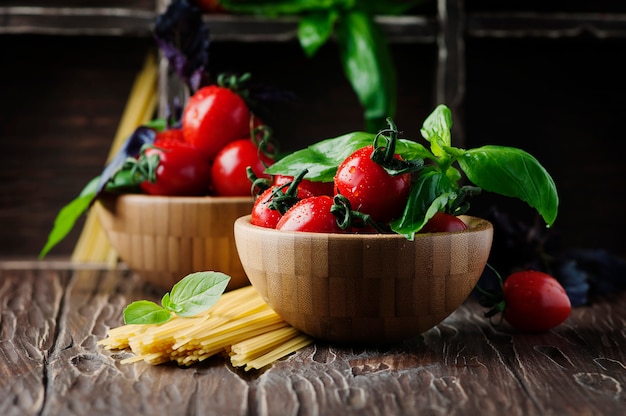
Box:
0 6 156 36
1 265 625 415
467 12 626 38
0 268 67 416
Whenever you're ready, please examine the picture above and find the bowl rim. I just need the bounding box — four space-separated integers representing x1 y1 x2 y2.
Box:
100 193 254 204
234 214 492 241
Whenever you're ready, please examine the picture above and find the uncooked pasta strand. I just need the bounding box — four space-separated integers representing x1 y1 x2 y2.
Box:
244 335 313 371
100 285 313 370
229 326 301 366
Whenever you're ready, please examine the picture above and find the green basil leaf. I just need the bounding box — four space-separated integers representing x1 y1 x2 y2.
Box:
168 271 231 317
161 292 172 310
266 131 375 181
456 145 559 227
395 138 435 162
123 300 172 325
335 10 396 132
420 104 452 158
391 169 455 239
298 11 338 57
267 132 429 182
38 176 100 259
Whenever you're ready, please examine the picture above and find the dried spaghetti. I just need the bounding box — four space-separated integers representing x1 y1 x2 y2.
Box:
98 285 314 370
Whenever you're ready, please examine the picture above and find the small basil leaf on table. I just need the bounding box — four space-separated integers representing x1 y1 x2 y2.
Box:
168 271 231 317
124 300 172 325
123 272 232 325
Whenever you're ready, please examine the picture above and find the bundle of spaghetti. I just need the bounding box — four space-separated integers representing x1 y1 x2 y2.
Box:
99 286 314 370
72 51 159 265
98 324 148 350
238 333 313 371
230 326 302 368
175 308 285 363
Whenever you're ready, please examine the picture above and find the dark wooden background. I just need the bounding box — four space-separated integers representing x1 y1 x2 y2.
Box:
0 0 625 261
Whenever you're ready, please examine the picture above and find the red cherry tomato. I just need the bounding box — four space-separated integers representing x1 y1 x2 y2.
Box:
139 141 211 196
192 0 224 13
503 270 571 332
419 212 468 233
182 85 251 160
154 128 184 144
273 174 334 197
276 195 344 233
334 145 411 224
251 186 314 229
211 139 274 196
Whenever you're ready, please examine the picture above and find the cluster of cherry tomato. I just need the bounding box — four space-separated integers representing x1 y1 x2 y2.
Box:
137 76 274 197
247 124 573 333
250 138 464 234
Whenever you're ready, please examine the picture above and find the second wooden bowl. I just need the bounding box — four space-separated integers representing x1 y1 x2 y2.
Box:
234 215 493 344
97 194 253 291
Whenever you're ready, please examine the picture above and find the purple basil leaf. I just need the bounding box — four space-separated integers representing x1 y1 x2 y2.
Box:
561 248 626 298
154 0 211 93
554 259 590 307
94 127 156 202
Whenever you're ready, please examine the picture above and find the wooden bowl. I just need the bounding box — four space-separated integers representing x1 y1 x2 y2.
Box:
234 215 493 344
97 194 253 291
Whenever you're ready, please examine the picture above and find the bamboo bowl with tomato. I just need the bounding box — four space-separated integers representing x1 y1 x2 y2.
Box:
97 194 253 291
234 214 493 344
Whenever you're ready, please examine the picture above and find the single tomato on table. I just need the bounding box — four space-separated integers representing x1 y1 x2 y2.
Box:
478 268 572 333
502 270 572 332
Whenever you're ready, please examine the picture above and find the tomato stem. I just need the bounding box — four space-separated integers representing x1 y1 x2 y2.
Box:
258 169 310 215
331 194 390 233
475 263 507 326
371 117 424 176
251 122 279 162
247 167 271 197
217 72 251 100
448 185 482 215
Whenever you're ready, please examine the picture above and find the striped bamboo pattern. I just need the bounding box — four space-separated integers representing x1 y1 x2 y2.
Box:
234 215 493 344
97 194 253 291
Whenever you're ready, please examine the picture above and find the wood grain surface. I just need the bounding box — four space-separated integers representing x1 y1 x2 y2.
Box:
1 261 624 416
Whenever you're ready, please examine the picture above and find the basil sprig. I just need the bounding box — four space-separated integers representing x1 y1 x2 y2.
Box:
123 271 231 325
266 104 559 240
218 0 421 132
265 131 430 182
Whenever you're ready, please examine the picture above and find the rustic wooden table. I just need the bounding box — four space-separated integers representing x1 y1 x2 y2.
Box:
1 260 625 416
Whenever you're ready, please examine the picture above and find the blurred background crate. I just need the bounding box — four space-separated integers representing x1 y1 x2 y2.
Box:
1 0 624 260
